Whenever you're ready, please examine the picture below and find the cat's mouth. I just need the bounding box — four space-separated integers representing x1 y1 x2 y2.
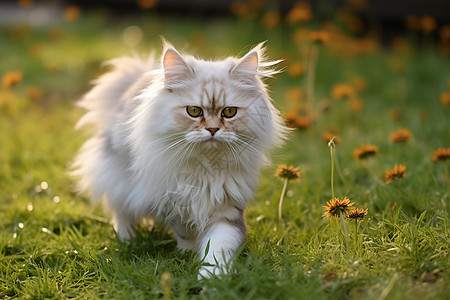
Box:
204 136 219 143
198 135 221 143
199 136 224 145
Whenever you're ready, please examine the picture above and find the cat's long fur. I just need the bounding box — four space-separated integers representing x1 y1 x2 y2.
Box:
72 41 286 278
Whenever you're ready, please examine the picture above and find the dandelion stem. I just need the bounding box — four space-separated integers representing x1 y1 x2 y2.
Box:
331 150 335 199
398 74 406 109
340 211 350 252
278 178 288 229
445 163 450 186
329 137 336 199
329 136 348 192
334 151 349 191
307 45 319 109
365 161 384 186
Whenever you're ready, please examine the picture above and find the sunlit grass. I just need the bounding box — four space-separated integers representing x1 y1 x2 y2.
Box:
1 5 450 299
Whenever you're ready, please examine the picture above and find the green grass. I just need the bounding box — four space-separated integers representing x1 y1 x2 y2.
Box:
1 7 450 299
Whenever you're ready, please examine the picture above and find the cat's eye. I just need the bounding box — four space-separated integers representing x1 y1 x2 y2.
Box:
221 107 238 118
186 106 203 118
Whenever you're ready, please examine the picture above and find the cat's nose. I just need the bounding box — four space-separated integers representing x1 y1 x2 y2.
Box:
206 128 220 136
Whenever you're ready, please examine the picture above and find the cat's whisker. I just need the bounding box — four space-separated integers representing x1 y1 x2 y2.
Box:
222 141 255 171
234 138 265 158
140 133 191 163
165 138 188 151
225 142 242 164
236 133 264 147
167 140 196 171
135 133 186 160
234 146 256 168
146 132 186 145
174 142 196 169
149 133 187 149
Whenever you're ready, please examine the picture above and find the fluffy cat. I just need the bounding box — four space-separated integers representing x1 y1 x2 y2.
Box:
72 41 286 278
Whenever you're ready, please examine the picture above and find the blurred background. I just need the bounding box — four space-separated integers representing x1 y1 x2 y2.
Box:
1 0 449 102
1 0 449 135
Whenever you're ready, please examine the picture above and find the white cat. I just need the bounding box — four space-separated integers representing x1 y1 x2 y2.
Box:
72 40 286 278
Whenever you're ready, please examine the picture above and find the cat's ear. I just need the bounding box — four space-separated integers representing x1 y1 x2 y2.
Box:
162 48 192 85
230 50 259 85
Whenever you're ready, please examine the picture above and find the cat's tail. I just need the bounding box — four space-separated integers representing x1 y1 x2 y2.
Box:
76 54 156 132
72 54 156 201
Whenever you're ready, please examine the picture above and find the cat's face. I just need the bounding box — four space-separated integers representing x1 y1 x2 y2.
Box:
145 44 284 167
169 74 252 145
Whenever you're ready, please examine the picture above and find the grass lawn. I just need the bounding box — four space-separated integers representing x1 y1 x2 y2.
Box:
1 4 449 299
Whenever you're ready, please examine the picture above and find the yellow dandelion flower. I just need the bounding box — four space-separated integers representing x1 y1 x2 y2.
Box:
230 0 257 20
10 25 29 41
319 99 331 112
250 0 266 11
46 28 62 41
353 144 379 160
308 30 330 45
349 97 364 112
282 111 313 130
351 76 367 91
391 36 412 55
331 83 356 100
346 0 368 10
390 128 411 143
286 1 313 25
27 87 44 101
419 110 428 121
294 116 313 130
137 0 158 9
285 87 304 102
391 60 405 75
405 15 421 31
420 15 437 33
63 5 81 22
275 164 301 183
346 208 368 221
230 0 248 17
18 0 34 8
28 43 44 58
337 8 365 33
276 163 301 228
432 148 450 162
261 10 281 29
322 197 355 219
292 28 310 45
385 164 406 184
287 62 305 78
440 91 450 106
2 70 23 88
283 112 298 129
389 109 401 122
441 25 450 43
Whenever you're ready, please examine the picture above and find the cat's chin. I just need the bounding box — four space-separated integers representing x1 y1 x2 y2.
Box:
200 137 222 144
194 137 229 151
190 135 224 143
185 131 237 145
